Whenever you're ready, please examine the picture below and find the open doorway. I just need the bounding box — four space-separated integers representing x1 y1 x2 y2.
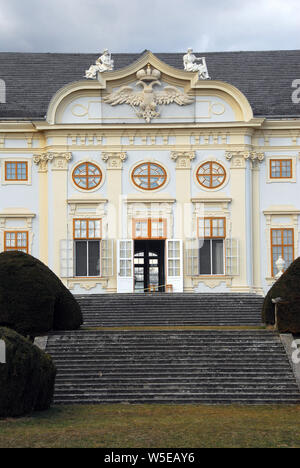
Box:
134 240 165 292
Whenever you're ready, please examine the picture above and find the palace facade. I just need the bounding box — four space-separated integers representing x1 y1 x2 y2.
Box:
0 49 300 295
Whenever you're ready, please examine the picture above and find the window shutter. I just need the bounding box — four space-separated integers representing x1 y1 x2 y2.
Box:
166 240 183 292
60 239 74 278
101 239 114 277
225 238 239 276
185 239 199 276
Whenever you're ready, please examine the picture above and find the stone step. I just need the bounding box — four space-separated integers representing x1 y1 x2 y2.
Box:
76 293 263 327
44 293 300 405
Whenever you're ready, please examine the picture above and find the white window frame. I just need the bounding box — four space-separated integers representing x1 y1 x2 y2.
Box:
166 239 183 292
117 239 134 293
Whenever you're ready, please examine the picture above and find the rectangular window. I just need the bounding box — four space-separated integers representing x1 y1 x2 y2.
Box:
5 162 28 181
73 219 101 277
4 231 28 253
198 218 225 275
168 240 181 277
270 159 292 179
133 218 167 239
271 228 294 276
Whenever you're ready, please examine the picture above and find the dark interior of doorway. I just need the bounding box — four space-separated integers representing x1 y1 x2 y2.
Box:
134 240 165 293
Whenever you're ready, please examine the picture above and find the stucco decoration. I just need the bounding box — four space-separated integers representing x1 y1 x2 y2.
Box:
170 151 196 169
103 65 194 123
102 152 127 169
85 49 114 79
33 152 72 172
225 150 265 169
183 49 210 80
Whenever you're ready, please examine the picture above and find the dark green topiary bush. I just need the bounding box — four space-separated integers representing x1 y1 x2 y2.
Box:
276 299 300 334
262 256 300 329
0 327 56 417
0 251 83 336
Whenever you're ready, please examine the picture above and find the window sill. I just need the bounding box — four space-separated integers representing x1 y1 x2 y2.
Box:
191 275 233 289
66 277 109 291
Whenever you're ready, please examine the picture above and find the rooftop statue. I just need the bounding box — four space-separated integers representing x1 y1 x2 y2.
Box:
85 49 114 79
183 48 210 80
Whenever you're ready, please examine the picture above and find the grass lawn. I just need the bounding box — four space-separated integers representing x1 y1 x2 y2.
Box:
1 404 300 448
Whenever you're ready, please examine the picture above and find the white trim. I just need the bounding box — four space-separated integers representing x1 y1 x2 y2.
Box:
266 155 297 184
1 158 32 186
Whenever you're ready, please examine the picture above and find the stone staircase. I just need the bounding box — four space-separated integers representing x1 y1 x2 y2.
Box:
46 329 300 405
75 293 264 327
44 293 300 405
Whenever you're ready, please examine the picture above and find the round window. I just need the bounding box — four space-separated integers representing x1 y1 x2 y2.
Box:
132 162 167 191
72 162 102 190
196 161 226 189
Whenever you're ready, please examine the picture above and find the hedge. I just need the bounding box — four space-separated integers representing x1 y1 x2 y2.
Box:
0 251 83 336
0 327 56 417
262 256 300 331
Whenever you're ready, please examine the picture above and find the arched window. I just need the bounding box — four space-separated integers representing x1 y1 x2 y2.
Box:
132 162 167 191
72 162 102 190
196 161 226 189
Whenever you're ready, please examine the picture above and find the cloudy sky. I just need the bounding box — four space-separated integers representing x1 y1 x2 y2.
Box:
0 0 299 53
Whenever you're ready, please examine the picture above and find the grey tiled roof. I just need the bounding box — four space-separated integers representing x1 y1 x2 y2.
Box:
0 50 300 119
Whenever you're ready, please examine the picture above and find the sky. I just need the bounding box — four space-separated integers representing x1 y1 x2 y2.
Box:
0 0 299 53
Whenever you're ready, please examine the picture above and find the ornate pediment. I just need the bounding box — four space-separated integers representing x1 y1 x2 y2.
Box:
46 50 254 125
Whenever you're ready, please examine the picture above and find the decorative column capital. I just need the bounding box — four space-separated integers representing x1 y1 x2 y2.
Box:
225 151 264 169
170 151 195 169
33 152 72 172
33 153 49 173
102 152 127 169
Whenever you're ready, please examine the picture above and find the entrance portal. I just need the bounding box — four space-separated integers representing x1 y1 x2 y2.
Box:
134 240 165 292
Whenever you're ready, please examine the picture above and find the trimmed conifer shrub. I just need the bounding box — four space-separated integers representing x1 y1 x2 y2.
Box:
262 256 300 331
276 299 300 334
0 251 83 336
0 327 56 417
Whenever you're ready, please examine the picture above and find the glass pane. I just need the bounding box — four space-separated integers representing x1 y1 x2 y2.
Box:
75 241 87 277
283 229 293 245
120 260 131 277
271 161 281 178
272 246 281 274
6 163 16 180
135 221 148 238
95 220 101 238
88 241 100 276
283 246 293 267
152 221 164 238
212 240 224 274
199 239 211 274
281 161 291 177
17 163 27 180
272 230 281 244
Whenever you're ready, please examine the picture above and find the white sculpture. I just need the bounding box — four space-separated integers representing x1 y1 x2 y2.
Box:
103 65 194 123
85 49 114 79
183 48 210 80
275 256 286 279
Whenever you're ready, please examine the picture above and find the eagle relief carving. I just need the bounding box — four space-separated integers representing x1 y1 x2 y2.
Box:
103 65 194 123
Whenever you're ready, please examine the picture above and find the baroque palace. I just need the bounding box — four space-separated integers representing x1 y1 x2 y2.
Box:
0 49 300 295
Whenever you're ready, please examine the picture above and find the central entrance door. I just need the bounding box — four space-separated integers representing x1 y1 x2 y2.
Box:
134 240 165 292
